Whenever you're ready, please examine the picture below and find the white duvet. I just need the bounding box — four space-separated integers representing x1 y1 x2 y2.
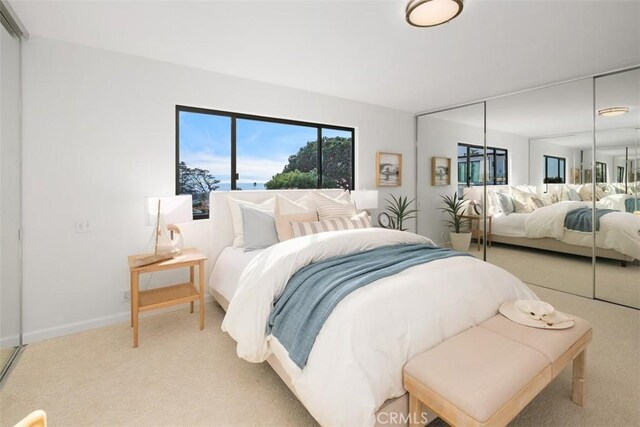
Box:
222 228 536 426
525 201 640 260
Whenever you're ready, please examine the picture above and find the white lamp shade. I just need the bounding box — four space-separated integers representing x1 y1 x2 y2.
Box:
462 187 482 202
351 190 379 210
146 195 193 225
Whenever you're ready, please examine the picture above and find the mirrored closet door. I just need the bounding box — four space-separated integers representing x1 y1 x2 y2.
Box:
416 78 604 300
594 68 640 309
416 103 485 255
484 79 595 297
0 7 23 379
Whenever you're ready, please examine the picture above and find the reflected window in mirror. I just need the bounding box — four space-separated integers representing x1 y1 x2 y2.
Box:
616 166 624 183
595 161 607 183
543 155 566 184
458 143 508 191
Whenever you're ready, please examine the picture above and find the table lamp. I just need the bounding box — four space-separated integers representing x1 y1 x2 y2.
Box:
132 195 192 267
351 190 379 212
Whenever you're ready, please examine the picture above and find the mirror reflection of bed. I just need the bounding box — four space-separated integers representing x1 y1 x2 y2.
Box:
417 69 640 310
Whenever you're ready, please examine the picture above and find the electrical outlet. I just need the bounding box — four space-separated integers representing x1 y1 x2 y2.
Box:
122 289 130 301
75 220 93 233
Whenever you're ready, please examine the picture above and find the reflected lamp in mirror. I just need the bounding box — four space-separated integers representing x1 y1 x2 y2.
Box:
351 190 379 212
597 106 629 117
462 187 484 216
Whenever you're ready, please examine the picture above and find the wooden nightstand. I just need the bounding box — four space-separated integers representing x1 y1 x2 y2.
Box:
127 248 207 348
460 215 493 251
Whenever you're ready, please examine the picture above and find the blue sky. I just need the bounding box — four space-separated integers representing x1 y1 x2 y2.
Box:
179 111 351 185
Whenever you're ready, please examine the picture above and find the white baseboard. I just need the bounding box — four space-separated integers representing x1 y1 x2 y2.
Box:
23 295 213 345
0 334 20 348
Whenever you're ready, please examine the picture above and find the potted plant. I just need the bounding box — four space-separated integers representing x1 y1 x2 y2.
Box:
439 192 472 251
379 195 418 231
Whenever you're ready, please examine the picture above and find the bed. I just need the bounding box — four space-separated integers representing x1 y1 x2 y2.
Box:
207 189 537 426
477 185 640 263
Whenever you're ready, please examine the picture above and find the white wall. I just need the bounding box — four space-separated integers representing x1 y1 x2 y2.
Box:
21 36 416 343
416 115 528 244
580 149 614 183
1 25 22 349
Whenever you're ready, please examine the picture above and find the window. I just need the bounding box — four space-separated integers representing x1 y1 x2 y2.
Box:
176 106 355 219
544 156 566 183
617 166 625 183
595 162 607 183
457 143 508 187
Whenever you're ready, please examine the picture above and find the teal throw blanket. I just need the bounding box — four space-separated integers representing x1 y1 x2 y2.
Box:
565 207 615 232
268 244 471 369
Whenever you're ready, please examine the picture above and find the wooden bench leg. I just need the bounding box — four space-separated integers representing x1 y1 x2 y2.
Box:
572 349 586 406
409 393 424 427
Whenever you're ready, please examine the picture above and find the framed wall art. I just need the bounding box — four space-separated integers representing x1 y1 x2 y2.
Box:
376 152 402 187
431 157 451 186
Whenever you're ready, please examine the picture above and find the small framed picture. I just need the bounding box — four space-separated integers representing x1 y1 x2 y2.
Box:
571 168 581 184
431 157 451 186
376 152 402 187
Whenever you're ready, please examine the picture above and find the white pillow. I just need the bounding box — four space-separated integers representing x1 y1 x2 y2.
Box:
274 194 318 241
291 212 371 238
310 191 357 220
485 191 499 216
227 196 275 247
509 187 535 213
495 192 515 214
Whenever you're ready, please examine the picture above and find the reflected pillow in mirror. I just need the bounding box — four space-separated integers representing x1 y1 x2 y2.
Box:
495 192 515 214
529 197 546 210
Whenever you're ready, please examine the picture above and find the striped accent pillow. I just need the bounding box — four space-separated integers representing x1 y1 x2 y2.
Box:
291 212 371 238
310 191 357 220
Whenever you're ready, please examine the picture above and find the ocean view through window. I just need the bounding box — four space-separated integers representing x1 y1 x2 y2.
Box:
176 106 355 219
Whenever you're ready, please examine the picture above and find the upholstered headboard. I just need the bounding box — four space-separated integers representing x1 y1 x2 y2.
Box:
208 189 344 271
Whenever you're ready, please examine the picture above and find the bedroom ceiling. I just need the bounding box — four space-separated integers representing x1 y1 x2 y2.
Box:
429 68 640 148
9 0 640 114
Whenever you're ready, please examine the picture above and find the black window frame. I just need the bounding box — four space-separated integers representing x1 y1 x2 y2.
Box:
457 142 509 187
617 166 625 183
543 155 566 184
595 161 607 183
176 105 356 220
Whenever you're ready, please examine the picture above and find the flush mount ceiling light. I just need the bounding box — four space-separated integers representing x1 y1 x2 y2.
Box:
406 0 464 27
597 107 630 117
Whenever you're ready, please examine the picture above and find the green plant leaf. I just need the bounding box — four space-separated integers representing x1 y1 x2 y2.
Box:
383 194 418 230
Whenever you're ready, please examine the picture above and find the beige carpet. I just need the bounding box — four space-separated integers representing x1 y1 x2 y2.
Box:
468 243 640 308
1 287 639 426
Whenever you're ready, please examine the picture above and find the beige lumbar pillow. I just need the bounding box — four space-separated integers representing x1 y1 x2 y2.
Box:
274 194 318 241
291 212 372 238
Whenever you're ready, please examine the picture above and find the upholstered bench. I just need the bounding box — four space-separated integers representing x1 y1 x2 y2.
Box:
403 314 592 427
